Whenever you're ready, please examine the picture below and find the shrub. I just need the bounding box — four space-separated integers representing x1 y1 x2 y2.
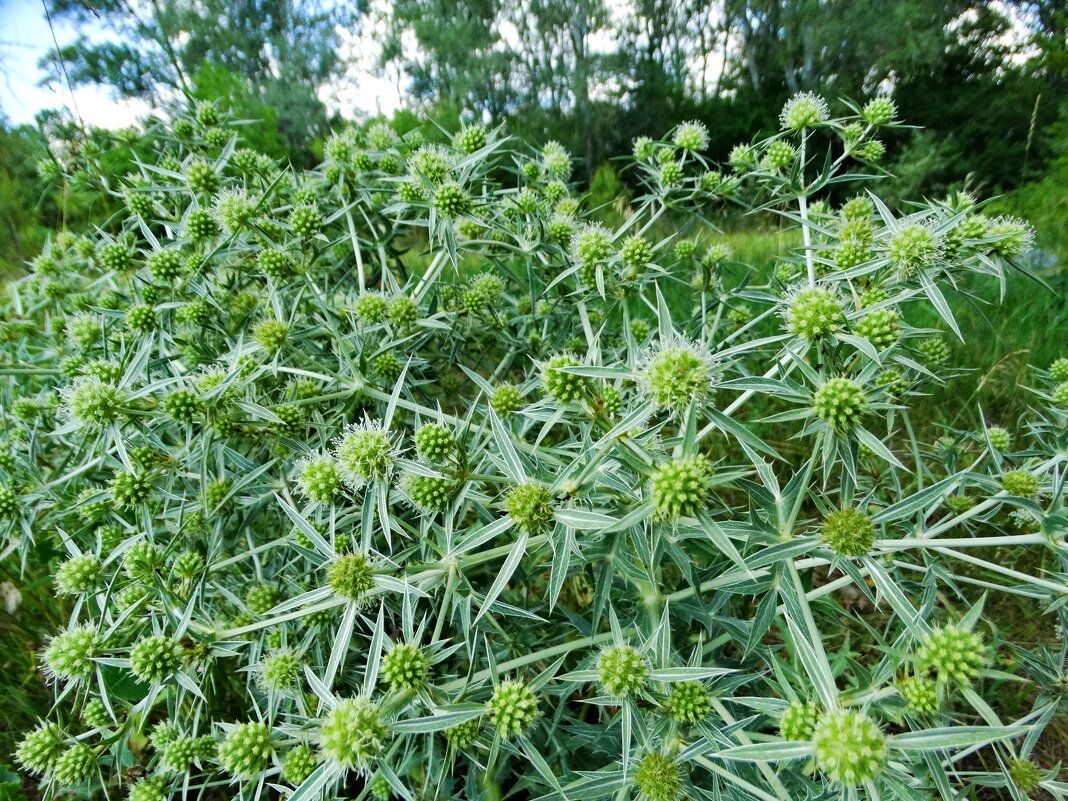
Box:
2 96 1064 801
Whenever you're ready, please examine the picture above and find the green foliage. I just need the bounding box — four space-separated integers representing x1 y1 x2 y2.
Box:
1 96 1066 801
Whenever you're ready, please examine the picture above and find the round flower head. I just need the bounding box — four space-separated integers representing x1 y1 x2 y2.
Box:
784 286 845 339
147 248 184 282
123 542 162 580
837 240 873 273
0 485 17 520
918 335 951 367
253 319 288 354
664 681 712 724
488 680 540 739
149 720 179 751
129 776 167 801
55 553 101 595
897 675 939 714
258 648 302 693
335 420 393 484
81 698 111 729
916 624 988 684
217 721 273 778
598 644 648 697
853 139 885 161
160 736 202 773
812 709 886 786
761 140 796 171
984 216 1034 259
726 146 751 170
779 700 822 741
491 384 524 416
599 385 623 416
570 223 613 285
1001 469 1039 498
505 482 555 533
43 624 100 683
433 182 471 217
381 643 430 691
15 722 65 774
126 304 157 333
542 354 589 404
1049 357 1068 382
944 494 976 515
888 224 939 276
704 242 733 267
1052 381 1068 407
650 454 711 521
986 426 1012 452
183 159 219 194
820 507 875 557
673 121 709 152
780 92 829 130
855 307 900 350
639 337 716 414
541 140 571 179
401 474 456 514
244 583 280 616
547 214 577 246
461 272 505 314
186 208 220 241
414 423 456 462
841 196 875 223
861 95 897 126
327 553 375 601
369 775 391 800
408 145 450 183
658 160 683 188
289 203 322 238
387 296 418 327
634 752 682 801
53 742 97 786
173 550 206 582
130 634 183 684
454 125 487 154
214 188 257 232
63 377 126 427
297 455 343 503
163 389 203 424
283 744 319 786
620 235 653 272
443 716 482 749
367 122 397 149
633 136 656 161
355 292 389 324
812 377 868 432
1008 759 1043 793
319 697 387 771
257 250 292 282
373 351 402 382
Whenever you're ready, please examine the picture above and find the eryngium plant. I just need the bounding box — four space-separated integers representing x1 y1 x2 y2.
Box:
3 95 1066 801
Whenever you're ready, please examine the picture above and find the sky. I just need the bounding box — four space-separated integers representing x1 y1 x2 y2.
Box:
0 0 150 127
0 0 403 129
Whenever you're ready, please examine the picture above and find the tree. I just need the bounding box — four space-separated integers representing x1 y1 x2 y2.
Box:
39 0 357 161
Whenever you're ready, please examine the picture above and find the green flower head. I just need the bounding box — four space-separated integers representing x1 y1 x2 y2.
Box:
812 709 886 786
319 697 388 771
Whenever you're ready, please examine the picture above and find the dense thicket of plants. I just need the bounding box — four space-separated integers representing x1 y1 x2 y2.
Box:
2 94 1066 801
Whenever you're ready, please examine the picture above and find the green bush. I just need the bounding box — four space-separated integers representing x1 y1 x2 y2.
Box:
1 94 1066 801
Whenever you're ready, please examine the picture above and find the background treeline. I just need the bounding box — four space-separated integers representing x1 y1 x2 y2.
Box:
1 0 1067 273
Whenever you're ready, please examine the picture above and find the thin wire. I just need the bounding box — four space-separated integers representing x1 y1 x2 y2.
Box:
40 0 86 129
